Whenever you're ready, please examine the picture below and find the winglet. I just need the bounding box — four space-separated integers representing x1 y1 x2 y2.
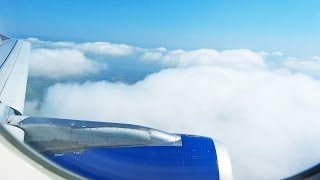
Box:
0 34 10 42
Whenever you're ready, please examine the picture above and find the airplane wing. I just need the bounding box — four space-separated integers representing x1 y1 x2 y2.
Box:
0 34 29 115
0 34 233 180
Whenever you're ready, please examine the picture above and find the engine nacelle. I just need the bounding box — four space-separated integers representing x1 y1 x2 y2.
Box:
10 116 233 180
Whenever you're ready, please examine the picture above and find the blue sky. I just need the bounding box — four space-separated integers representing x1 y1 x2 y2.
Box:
1 0 320 56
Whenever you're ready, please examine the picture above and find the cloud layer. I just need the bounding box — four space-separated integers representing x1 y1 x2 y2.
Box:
25 38 320 179
28 38 141 56
28 66 320 179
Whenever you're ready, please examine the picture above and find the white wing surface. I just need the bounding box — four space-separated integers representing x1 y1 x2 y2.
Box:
0 34 30 115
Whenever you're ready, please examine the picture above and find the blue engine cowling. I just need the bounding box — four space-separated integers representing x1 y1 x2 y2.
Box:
11 117 232 180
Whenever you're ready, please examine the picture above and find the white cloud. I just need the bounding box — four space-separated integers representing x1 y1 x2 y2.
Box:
29 48 106 79
26 66 320 180
26 38 140 56
284 56 320 77
27 38 268 70
24 100 41 116
141 48 266 70
77 42 138 56
271 51 284 56
140 51 163 61
259 51 284 57
26 37 42 43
